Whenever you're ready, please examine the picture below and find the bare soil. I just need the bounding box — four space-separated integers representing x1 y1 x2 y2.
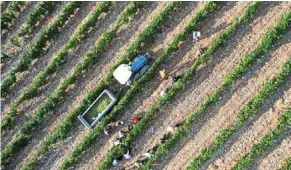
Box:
247 127 291 170
1 2 68 109
1 2 37 44
255 136 291 170
11 2 167 170
1 2 127 149
36 2 204 169
72 2 219 169
2 2 290 170
157 4 291 169
1 2 68 79
206 87 291 169
202 30 291 170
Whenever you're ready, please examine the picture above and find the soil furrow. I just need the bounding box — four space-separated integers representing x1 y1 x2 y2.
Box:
1 2 37 44
248 128 291 170
1 3 71 107
0 2 128 150
3 2 93 82
111 2 250 169
1 2 68 79
201 29 291 169
14 2 167 170
255 137 291 170
160 10 291 170
40 2 203 169
0 2 97 152
205 87 291 170
73 2 229 169
0 3 101 170
117 2 286 169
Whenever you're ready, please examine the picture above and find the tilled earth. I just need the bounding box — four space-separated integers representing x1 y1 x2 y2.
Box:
1 2 291 170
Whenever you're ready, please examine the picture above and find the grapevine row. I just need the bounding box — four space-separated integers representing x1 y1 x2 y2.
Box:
60 2 219 169
96 2 221 170
233 108 291 170
0 1 146 168
9 1 60 47
185 12 291 170
1 1 26 30
22 2 180 169
138 2 261 168
1 1 111 131
1 1 82 97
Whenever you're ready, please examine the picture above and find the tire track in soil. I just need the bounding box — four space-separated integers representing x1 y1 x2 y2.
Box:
14 2 166 170
39 2 203 169
119 2 277 169
109 2 250 169
0 2 37 44
0 2 68 79
202 30 291 170
205 87 291 170
0 2 128 150
159 6 291 170
74 1 235 169
255 136 291 170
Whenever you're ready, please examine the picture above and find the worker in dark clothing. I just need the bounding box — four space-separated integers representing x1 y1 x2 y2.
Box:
134 145 159 167
104 120 124 135
172 75 182 83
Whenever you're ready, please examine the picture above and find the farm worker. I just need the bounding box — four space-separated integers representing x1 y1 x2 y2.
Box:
104 124 113 135
112 155 123 167
104 121 125 135
112 159 120 167
113 139 121 146
159 69 167 79
118 130 126 139
167 125 178 133
115 120 124 126
160 133 172 144
172 75 182 84
193 31 201 42
133 116 141 124
123 149 132 160
160 87 170 97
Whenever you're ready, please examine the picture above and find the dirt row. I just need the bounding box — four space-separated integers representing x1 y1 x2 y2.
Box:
1 2 68 79
13 2 167 170
73 2 218 169
247 126 291 170
35 2 205 169
206 87 291 169
1 2 70 108
1 1 37 44
117 2 280 169
0 2 127 150
159 6 291 170
93 2 250 169
201 29 291 169
0 2 98 153
4 2 129 170
255 136 291 170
